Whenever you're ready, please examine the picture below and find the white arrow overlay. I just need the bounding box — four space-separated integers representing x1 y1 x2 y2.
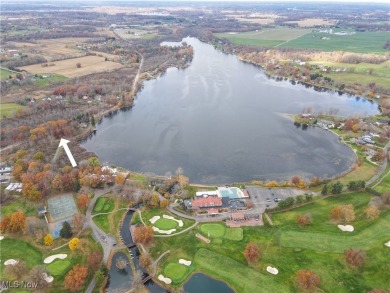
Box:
58 138 77 167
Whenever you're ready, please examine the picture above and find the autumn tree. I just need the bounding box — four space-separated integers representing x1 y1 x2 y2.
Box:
149 194 160 207
365 205 380 220
295 270 320 291
244 242 260 264
344 249 365 267
291 176 301 186
140 252 152 269
28 266 51 291
60 221 73 238
87 251 103 271
71 214 85 234
0 211 27 234
133 226 154 245
296 214 312 227
115 173 126 185
160 199 170 208
44 233 53 246
64 264 88 292
131 270 144 292
4 260 27 279
330 204 355 222
77 194 90 211
69 237 80 250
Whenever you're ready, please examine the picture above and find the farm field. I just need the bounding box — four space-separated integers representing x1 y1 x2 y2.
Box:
215 28 311 47
114 28 158 40
216 29 389 54
150 191 390 292
18 55 123 78
12 38 91 60
279 31 389 54
0 103 23 119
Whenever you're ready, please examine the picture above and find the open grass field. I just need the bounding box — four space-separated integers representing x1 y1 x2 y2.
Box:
18 55 123 78
163 262 192 284
46 259 71 276
93 197 115 213
0 103 23 119
115 28 158 40
33 73 68 88
154 218 178 230
373 170 390 194
215 28 311 48
0 238 42 273
216 29 389 54
279 31 389 54
150 191 389 292
0 68 15 79
0 198 36 217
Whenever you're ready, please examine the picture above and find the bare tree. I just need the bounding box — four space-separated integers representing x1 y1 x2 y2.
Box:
28 266 51 292
131 270 144 291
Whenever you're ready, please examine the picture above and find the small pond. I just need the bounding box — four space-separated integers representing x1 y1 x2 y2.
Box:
106 252 132 291
184 273 234 293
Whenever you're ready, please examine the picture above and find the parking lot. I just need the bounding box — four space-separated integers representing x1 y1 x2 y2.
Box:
245 186 312 212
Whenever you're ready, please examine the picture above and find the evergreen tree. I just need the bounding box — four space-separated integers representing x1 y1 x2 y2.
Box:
60 221 73 239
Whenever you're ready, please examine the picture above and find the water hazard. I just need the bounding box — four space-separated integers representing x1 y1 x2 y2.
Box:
82 37 378 184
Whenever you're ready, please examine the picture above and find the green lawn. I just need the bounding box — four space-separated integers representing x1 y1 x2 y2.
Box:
93 214 110 233
46 259 71 276
163 262 191 284
200 223 243 241
0 103 23 119
0 198 36 217
141 208 195 231
93 197 115 213
154 218 178 230
0 238 42 273
200 223 225 238
33 73 68 88
0 68 14 79
373 169 390 194
195 249 288 293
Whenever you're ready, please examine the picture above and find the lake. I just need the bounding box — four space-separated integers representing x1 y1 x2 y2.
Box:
82 37 378 184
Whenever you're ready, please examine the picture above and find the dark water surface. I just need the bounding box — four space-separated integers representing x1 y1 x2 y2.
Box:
82 38 378 184
183 273 234 293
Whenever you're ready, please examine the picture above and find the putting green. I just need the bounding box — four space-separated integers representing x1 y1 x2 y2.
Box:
200 223 226 238
47 259 71 276
154 218 178 230
164 262 190 284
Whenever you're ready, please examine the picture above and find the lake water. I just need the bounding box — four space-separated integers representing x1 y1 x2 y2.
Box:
184 273 234 293
82 37 378 184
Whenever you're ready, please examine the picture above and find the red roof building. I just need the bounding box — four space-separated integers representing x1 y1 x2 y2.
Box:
192 196 222 208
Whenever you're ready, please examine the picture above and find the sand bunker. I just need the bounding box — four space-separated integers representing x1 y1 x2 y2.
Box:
42 273 54 283
338 225 354 232
0 236 4 240
163 214 183 227
266 266 279 275
4 259 18 266
179 259 192 266
158 274 172 284
149 216 160 224
384 241 390 247
44 254 67 264
152 226 176 235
